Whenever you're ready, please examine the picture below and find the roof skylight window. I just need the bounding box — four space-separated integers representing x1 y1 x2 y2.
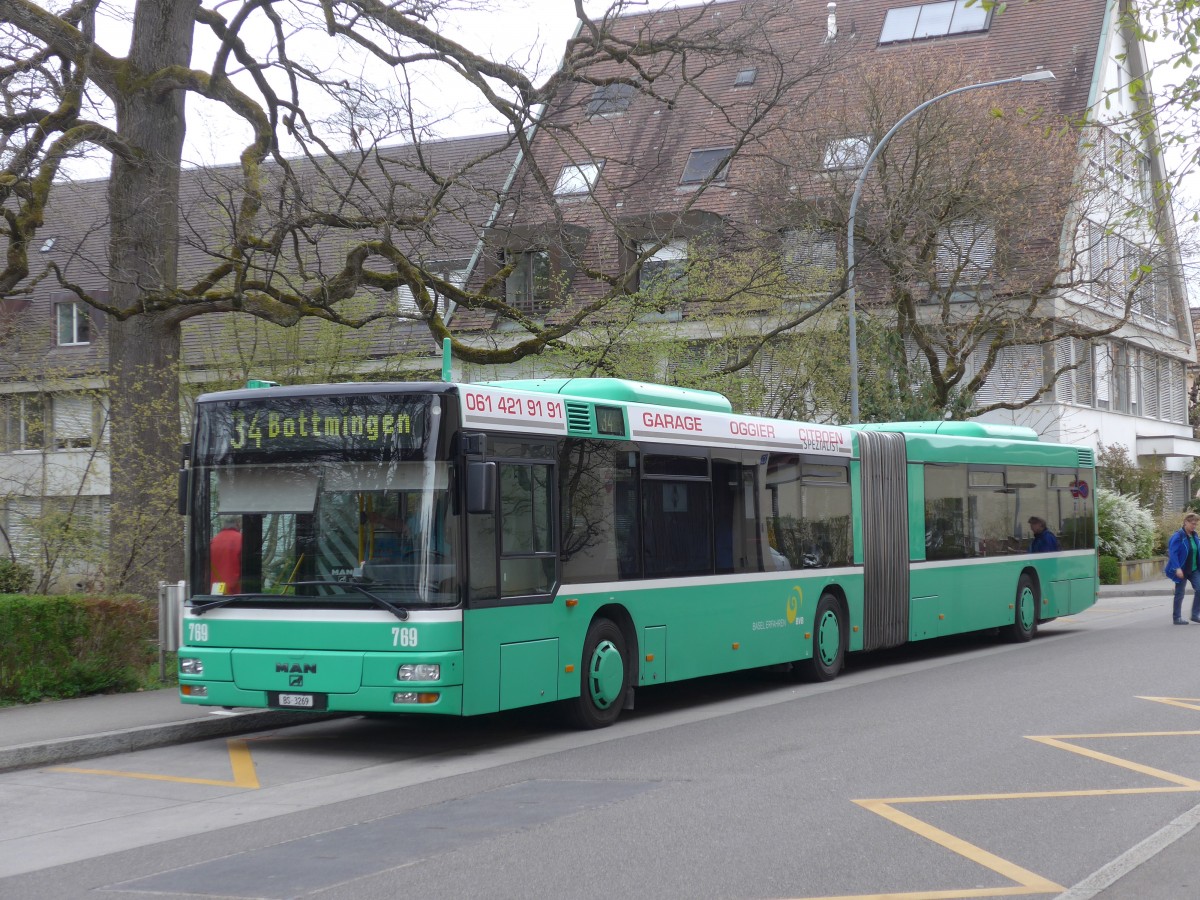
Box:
554 162 603 196
823 137 870 171
587 83 635 117
680 147 733 185
879 0 991 44
734 67 758 86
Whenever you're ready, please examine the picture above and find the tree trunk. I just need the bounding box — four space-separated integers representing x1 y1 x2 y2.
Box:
106 0 196 597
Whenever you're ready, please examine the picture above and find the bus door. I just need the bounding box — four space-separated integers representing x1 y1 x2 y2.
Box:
464 436 558 604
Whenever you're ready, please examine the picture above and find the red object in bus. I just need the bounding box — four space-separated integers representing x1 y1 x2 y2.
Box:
210 525 243 593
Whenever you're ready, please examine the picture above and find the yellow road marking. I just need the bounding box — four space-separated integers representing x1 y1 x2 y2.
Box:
854 799 1064 893
785 704 1200 900
794 888 1059 900
1027 734 1200 788
49 739 260 789
864 785 1196 804
1138 696 1200 712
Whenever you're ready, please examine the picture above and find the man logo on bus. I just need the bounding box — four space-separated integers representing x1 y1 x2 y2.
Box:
787 587 802 625
1070 479 1089 499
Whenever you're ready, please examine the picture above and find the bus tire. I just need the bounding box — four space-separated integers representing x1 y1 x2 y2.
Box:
565 618 627 729
1008 573 1039 643
795 592 845 682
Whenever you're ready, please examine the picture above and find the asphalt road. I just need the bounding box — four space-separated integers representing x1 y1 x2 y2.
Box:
2 590 1199 900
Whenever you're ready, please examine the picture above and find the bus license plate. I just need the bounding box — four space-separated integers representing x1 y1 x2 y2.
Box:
268 691 327 710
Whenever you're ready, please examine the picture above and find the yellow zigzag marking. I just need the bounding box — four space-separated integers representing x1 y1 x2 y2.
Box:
787 698 1200 900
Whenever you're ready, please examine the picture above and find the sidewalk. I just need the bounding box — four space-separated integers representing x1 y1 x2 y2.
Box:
0 687 332 773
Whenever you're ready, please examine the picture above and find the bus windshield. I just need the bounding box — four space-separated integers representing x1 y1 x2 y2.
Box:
192 460 458 607
189 391 457 608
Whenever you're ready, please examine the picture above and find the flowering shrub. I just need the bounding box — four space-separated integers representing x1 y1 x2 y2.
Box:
1096 488 1155 561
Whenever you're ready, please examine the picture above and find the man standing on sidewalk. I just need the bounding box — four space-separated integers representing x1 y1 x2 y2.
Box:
1165 512 1200 625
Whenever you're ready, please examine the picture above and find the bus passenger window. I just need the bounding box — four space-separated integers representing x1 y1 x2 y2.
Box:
560 440 640 583
498 462 555 597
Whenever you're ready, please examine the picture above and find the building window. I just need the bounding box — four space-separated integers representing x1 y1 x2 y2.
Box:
586 83 635 117
936 220 995 287
781 229 840 283
0 395 45 452
505 250 552 312
554 162 603 196
397 262 469 315
56 302 90 346
734 67 758 86
52 394 95 449
680 148 732 185
879 1 991 44
1054 337 1094 407
823 137 870 171
638 240 688 294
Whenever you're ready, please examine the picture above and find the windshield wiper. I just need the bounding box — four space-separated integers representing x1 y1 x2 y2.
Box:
286 579 410 621
190 593 279 615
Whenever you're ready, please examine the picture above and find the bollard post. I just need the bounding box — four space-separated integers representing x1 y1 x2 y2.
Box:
158 580 184 681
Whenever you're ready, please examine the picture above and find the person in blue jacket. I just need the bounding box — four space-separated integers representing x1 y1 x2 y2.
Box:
1028 516 1060 553
1165 512 1200 625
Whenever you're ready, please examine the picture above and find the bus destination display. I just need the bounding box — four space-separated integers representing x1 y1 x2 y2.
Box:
196 394 430 463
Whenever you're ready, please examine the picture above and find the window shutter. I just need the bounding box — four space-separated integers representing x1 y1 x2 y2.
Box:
8 498 40 559
1054 337 1074 403
1141 351 1160 419
396 285 418 314
936 221 995 286
972 345 1040 405
1170 360 1187 423
782 229 839 281
53 395 93 448
1075 339 1094 406
1094 343 1111 408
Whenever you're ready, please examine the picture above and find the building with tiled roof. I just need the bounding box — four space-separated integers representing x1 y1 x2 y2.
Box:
2 0 1196 587
468 0 1196 505
0 132 517 589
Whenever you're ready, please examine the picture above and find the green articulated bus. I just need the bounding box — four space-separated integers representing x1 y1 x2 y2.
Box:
177 378 1097 728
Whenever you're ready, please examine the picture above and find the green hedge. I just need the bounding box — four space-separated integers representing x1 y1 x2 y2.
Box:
1098 555 1120 585
0 594 158 703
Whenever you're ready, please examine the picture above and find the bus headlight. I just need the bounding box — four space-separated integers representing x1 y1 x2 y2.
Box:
397 664 440 681
180 658 204 675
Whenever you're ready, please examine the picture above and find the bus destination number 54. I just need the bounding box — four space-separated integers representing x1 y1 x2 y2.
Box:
392 627 418 647
464 391 563 421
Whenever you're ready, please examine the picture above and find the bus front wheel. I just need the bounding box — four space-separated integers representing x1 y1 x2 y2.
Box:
565 618 628 729
795 592 845 682
1008 573 1039 643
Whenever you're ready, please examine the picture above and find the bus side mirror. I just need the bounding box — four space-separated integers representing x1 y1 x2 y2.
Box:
466 461 496 514
177 468 189 516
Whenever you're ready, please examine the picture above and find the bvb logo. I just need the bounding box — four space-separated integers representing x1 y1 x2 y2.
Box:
787 586 802 624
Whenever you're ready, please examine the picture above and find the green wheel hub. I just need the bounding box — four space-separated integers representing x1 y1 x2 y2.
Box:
587 639 623 709
816 609 841 666
1018 586 1036 631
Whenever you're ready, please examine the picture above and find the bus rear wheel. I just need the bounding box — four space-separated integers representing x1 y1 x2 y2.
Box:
795 593 845 682
565 618 627 729
1008 573 1039 643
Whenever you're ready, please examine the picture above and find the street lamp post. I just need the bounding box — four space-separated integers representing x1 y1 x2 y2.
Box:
845 69 1056 423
